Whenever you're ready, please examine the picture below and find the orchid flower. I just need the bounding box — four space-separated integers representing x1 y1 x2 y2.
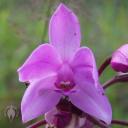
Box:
111 44 128 72
17 3 112 125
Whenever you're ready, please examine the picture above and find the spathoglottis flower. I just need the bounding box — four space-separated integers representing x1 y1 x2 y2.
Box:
17 3 112 128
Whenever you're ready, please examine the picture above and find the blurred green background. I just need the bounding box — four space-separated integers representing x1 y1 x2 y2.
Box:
0 0 128 127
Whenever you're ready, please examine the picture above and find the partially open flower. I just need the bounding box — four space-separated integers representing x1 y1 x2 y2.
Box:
45 107 93 128
111 44 128 72
17 3 112 126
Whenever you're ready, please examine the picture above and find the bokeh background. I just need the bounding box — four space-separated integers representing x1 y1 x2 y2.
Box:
0 0 128 127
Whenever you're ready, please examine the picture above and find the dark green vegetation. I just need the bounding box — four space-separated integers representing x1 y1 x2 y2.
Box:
0 0 128 127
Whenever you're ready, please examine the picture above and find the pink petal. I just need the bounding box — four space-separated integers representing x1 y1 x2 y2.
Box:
49 4 81 61
69 83 112 125
111 44 128 72
21 74 61 123
17 44 62 82
71 47 99 87
70 47 112 124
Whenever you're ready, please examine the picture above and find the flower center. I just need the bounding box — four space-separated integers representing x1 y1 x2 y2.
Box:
55 81 75 91
55 63 75 92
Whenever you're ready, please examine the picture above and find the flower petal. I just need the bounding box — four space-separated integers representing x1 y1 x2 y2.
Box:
70 47 112 124
71 47 99 87
21 74 61 123
111 44 128 72
49 4 81 61
69 83 112 125
17 44 62 82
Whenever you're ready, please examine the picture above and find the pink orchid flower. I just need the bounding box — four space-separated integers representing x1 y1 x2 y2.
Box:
17 3 112 125
111 44 128 72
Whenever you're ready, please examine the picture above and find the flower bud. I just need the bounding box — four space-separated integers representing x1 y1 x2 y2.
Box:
111 44 128 72
45 108 72 128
